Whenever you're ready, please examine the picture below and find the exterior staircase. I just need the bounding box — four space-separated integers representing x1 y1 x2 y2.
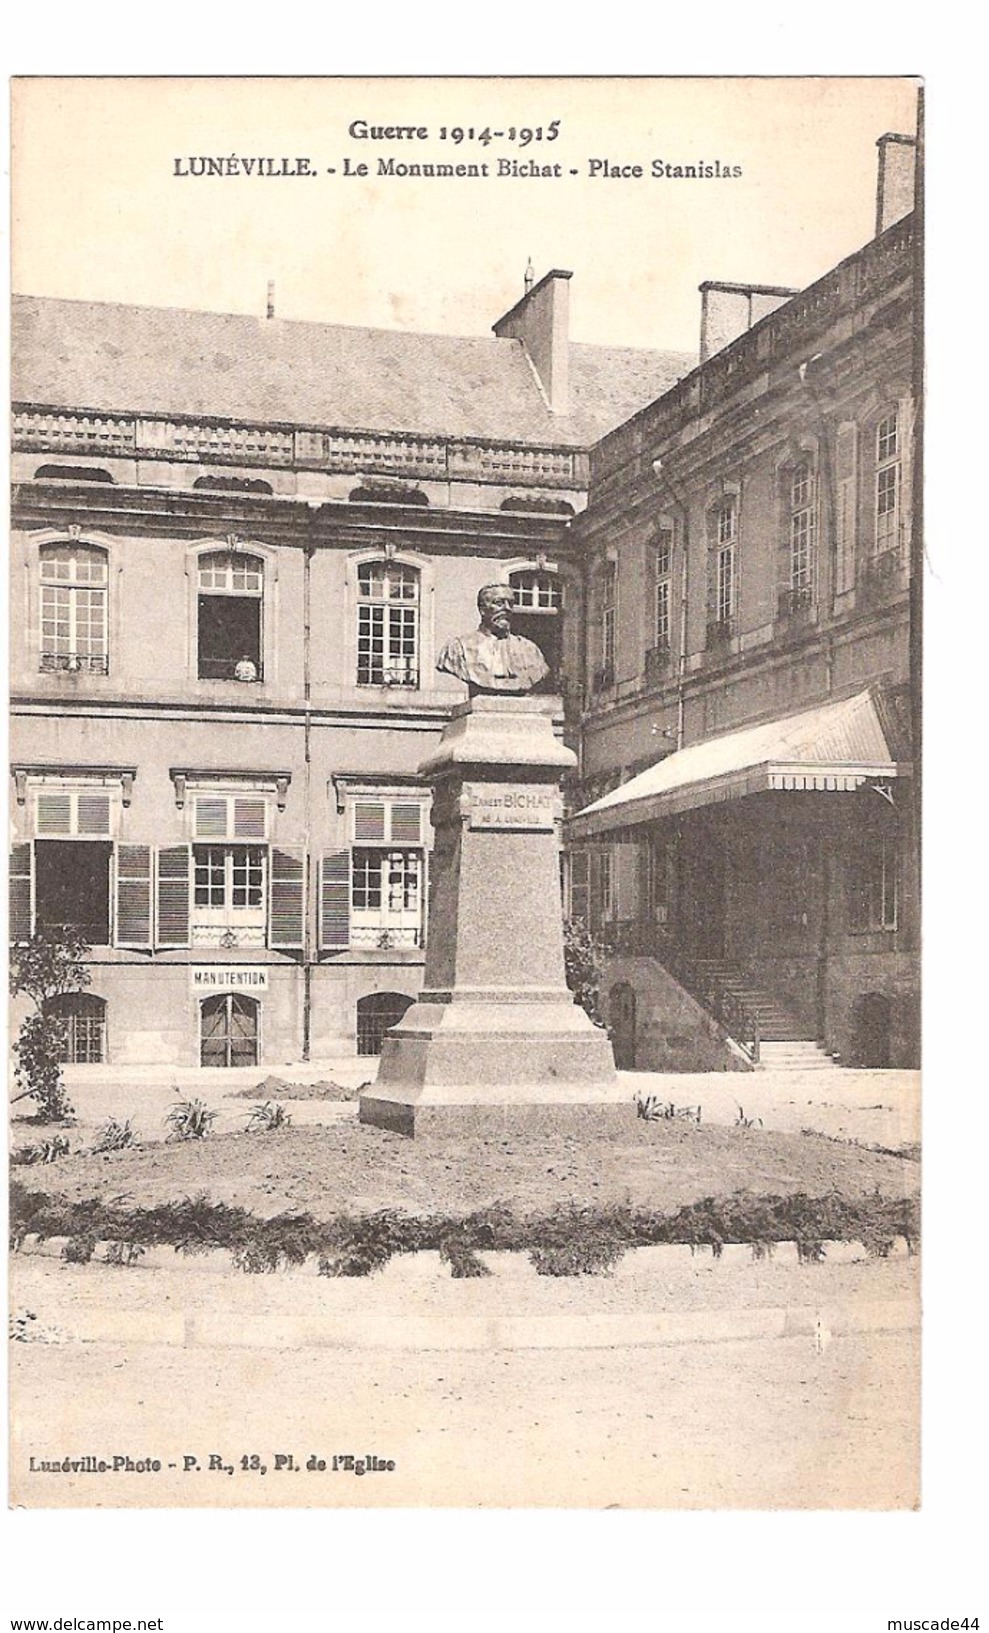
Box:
756 1040 837 1072
684 959 836 1069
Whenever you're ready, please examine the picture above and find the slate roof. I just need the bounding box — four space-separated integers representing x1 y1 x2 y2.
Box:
12 294 694 449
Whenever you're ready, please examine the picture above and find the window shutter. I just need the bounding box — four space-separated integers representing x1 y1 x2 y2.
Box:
898 395 913 557
77 794 112 837
354 801 387 841
156 845 191 946
319 851 351 949
195 797 229 839
36 793 72 835
9 844 33 943
835 424 858 594
233 798 267 839
568 850 591 926
390 802 423 844
777 468 794 597
115 845 152 947
269 848 305 948
706 516 719 626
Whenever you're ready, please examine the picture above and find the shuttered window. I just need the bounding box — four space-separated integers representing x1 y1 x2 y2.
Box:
156 846 191 946
33 790 113 838
193 795 268 841
835 423 858 595
268 849 305 948
351 799 423 845
390 803 423 845
319 851 351 949
354 802 387 842
568 850 591 927
115 846 153 947
9 844 33 943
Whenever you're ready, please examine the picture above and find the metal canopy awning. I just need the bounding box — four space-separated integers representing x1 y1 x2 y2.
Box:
569 688 907 840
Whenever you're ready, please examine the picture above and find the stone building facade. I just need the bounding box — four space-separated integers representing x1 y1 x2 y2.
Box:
9 275 690 1067
567 179 919 1069
9 136 920 1074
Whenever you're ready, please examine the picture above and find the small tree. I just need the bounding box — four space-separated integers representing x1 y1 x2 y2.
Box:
563 917 606 1028
10 928 91 1121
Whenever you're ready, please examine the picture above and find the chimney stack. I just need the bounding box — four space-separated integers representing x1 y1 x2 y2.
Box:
698 281 799 363
493 268 572 414
266 280 276 320
875 133 917 236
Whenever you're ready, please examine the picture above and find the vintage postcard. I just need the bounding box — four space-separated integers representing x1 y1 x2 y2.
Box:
9 75 922 1514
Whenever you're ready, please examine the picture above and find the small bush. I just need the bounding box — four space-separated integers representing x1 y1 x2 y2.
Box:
438 1230 492 1279
11 1135 71 1166
103 1240 146 1267
637 1095 701 1123
11 1012 74 1123
91 1118 136 1154
232 1222 313 1274
9 927 91 1122
735 1105 763 1130
246 1101 291 1133
317 1212 405 1277
527 1206 629 1276
563 918 606 1026
165 1099 217 1141
61 1232 97 1264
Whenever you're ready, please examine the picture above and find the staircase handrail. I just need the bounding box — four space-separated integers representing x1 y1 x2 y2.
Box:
599 920 761 1064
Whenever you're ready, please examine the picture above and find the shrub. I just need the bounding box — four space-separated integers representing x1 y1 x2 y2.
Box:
231 1220 314 1274
246 1101 291 1133
636 1095 701 1123
11 1135 71 1166
165 1099 217 1141
317 1212 406 1277
61 1232 97 1264
11 1013 73 1123
527 1206 629 1277
103 1240 146 1267
91 1118 136 1154
9 927 91 1123
563 918 606 1026
438 1229 492 1278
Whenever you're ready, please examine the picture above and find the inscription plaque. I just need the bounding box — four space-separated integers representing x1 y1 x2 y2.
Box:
463 782 557 830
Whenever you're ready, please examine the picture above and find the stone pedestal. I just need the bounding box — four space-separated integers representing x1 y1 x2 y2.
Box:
359 696 628 1136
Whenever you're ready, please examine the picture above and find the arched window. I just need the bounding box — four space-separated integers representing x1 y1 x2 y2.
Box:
192 475 273 496
197 550 264 681
45 993 107 1064
39 542 109 674
510 568 561 686
788 461 817 597
875 409 902 556
776 456 818 620
713 497 737 628
356 561 420 687
35 465 114 484
356 991 414 1055
200 992 259 1067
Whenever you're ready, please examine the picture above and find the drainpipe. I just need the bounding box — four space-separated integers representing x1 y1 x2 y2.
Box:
676 506 689 751
652 458 689 750
302 535 314 1062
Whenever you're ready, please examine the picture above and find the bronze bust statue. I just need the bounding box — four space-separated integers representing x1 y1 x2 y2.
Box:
437 583 550 696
